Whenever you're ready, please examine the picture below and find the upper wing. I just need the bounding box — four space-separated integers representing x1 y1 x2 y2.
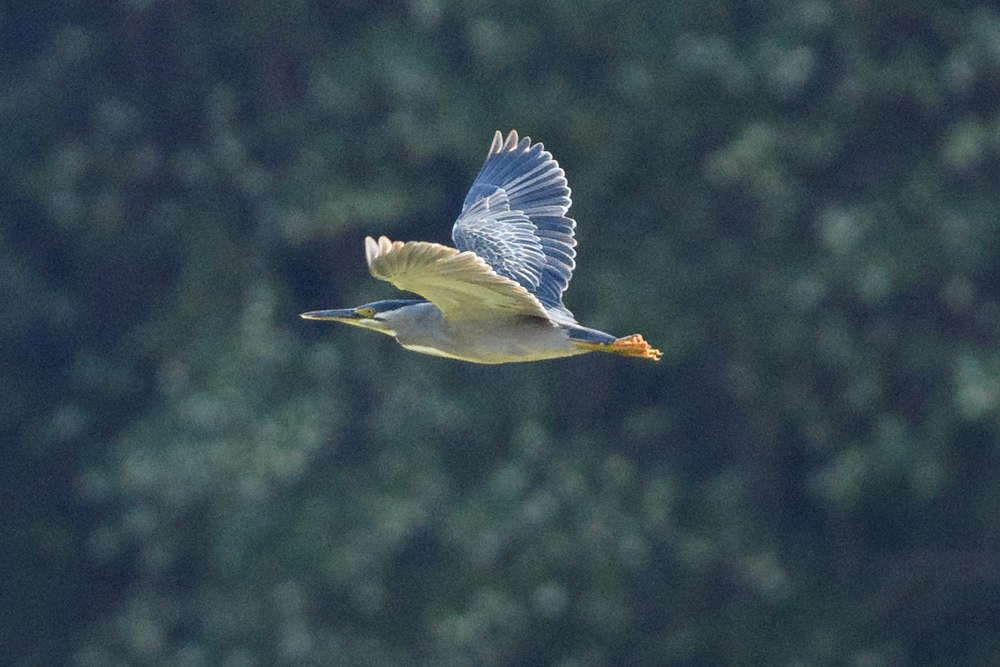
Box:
365 236 551 322
452 189 547 291
452 130 577 315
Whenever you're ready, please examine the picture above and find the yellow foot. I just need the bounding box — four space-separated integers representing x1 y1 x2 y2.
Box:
574 334 662 361
608 334 662 361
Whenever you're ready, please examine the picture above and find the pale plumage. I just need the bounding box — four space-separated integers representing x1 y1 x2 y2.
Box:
364 236 549 321
302 130 660 364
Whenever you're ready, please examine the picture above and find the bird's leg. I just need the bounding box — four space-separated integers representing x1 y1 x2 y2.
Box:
606 334 663 360
573 334 662 361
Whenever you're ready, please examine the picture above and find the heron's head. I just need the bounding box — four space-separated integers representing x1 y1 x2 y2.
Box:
300 299 425 337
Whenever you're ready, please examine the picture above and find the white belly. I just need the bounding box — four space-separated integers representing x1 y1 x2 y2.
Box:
398 321 586 364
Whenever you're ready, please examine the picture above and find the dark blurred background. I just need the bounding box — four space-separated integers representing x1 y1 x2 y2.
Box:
4 1 1000 665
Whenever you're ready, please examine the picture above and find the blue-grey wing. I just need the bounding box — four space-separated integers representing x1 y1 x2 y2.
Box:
451 188 547 291
452 130 577 315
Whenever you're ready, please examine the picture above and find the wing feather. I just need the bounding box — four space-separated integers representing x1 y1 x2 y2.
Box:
364 236 551 321
452 130 578 317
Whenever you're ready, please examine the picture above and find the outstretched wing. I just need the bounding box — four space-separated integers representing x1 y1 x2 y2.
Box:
452 130 577 317
365 236 550 322
452 188 547 291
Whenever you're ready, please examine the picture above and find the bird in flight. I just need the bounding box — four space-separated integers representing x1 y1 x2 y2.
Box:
302 130 661 364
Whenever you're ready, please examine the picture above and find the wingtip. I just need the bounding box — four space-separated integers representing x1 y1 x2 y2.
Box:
365 235 403 266
490 130 504 154
492 129 534 154
503 129 520 151
364 235 380 265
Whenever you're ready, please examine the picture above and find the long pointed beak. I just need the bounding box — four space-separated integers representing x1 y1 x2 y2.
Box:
300 308 361 322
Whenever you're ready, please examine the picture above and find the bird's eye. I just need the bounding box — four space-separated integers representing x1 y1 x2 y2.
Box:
357 307 375 318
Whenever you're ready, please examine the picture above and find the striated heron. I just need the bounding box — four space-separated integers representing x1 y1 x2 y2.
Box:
302 130 661 364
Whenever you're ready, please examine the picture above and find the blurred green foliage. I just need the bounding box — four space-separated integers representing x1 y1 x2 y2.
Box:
3 0 1000 665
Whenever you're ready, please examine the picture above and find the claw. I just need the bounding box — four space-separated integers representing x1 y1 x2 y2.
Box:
607 334 662 361
574 333 662 361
